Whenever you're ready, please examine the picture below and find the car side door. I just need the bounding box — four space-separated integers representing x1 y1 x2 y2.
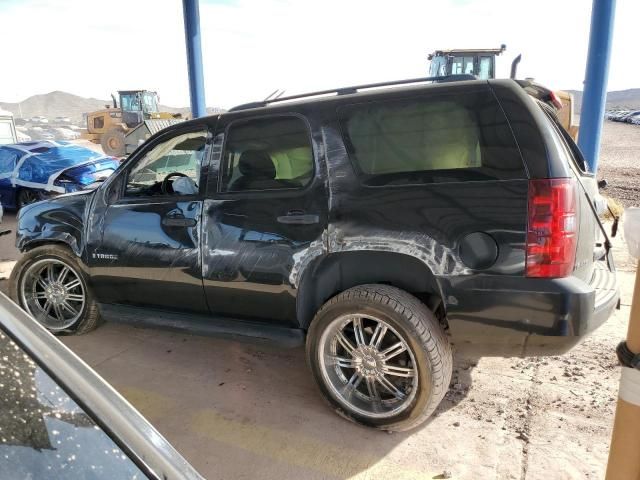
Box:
86 125 212 313
201 113 328 326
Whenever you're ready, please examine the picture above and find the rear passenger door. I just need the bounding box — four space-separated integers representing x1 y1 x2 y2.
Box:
201 114 328 325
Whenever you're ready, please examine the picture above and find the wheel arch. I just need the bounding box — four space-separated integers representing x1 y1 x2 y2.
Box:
296 251 446 330
16 187 44 208
21 236 81 257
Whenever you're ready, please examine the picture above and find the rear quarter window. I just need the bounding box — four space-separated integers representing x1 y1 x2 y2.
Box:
338 89 525 186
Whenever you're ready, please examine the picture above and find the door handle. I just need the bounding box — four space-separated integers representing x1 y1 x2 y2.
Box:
276 211 320 225
162 214 197 227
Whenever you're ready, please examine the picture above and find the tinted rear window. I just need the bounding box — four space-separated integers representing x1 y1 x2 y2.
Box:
339 89 525 186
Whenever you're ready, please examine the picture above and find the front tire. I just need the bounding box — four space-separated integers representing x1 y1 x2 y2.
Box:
9 245 102 335
100 128 126 157
306 284 452 431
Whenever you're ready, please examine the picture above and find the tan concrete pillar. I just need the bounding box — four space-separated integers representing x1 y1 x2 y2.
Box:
606 208 640 480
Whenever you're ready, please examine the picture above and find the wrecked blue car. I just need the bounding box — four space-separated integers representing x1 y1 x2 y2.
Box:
0 141 120 208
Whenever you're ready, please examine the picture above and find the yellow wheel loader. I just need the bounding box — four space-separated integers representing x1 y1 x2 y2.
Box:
427 46 579 141
82 90 184 156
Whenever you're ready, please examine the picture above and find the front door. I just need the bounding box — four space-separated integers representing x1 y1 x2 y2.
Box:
88 127 211 313
202 114 328 325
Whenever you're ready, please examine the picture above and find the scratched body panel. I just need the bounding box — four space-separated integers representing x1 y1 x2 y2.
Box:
15 190 93 259
319 121 527 276
201 112 329 326
87 199 206 312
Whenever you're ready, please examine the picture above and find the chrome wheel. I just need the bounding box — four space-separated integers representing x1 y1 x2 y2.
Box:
20 259 85 331
318 314 419 418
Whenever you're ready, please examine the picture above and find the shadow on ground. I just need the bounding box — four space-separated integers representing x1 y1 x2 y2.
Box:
60 320 477 480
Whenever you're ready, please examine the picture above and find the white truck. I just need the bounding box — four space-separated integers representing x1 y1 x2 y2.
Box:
0 109 17 145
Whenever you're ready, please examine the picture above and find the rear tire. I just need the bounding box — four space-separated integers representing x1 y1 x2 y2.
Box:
10 245 102 335
306 284 452 431
100 128 126 157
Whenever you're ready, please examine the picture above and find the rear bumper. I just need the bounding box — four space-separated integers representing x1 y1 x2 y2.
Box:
442 260 619 357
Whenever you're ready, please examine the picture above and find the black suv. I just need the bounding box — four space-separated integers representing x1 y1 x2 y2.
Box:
10 78 619 431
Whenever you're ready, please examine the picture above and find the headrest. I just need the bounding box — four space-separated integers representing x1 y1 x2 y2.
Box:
238 150 276 179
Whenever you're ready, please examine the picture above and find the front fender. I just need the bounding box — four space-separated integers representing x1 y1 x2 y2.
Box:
16 190 95 257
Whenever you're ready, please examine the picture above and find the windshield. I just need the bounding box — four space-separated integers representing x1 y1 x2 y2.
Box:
120 93 141 112
142 93 159 113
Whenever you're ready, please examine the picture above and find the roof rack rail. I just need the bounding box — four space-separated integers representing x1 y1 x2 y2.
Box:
229 74 477 112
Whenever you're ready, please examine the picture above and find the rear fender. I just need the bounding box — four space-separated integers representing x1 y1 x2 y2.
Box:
296 250 445 330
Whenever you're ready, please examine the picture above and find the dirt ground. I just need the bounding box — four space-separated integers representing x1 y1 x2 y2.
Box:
0 121 638 479
598 121 640 207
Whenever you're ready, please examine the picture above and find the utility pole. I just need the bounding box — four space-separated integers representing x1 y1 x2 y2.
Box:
577 0 617 173
182 0 207 118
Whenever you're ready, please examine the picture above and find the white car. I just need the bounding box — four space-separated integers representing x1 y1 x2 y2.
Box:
53 127 80 140
16 130 31 142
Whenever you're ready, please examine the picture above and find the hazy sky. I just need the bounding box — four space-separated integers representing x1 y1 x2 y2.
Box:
0 0 638 109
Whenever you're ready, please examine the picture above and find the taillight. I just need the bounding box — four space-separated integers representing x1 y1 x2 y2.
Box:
549 91 564 110
526 178 578 278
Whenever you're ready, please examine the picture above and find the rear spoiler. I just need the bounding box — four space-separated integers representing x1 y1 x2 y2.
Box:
515 80 557 105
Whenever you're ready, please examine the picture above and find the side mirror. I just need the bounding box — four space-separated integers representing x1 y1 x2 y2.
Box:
598 179 608 189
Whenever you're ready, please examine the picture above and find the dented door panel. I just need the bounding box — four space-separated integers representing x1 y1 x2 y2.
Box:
89 200 207 312
201 112 329 325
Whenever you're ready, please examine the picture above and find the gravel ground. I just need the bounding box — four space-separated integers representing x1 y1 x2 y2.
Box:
598 121 640 207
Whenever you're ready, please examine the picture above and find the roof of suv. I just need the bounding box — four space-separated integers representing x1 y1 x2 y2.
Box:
165 77 536 147
227 74 483 113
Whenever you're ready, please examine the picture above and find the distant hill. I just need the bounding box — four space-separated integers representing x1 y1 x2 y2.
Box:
4 88 638 125
566 88 640 111
0 91 225 125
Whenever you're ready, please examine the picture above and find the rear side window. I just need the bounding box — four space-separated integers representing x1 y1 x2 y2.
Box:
339 90 525 186
220 116 313 192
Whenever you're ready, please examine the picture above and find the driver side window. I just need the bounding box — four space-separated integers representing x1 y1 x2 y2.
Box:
124 130 207 197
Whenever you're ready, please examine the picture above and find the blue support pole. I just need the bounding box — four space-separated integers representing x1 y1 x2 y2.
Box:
182 0 207 118
577 0 616 173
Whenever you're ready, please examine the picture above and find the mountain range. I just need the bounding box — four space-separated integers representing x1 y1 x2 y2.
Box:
565 89 640 111
1 88 639 126
0 91 224 125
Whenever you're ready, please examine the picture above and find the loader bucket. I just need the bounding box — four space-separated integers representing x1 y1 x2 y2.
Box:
124 119 185 155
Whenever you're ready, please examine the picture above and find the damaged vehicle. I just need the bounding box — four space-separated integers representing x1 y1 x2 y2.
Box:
0 141 120 208
10 77 619 431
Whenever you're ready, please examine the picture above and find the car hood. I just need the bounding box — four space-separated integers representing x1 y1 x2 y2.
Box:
0 141 119 193
58 157 120 187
